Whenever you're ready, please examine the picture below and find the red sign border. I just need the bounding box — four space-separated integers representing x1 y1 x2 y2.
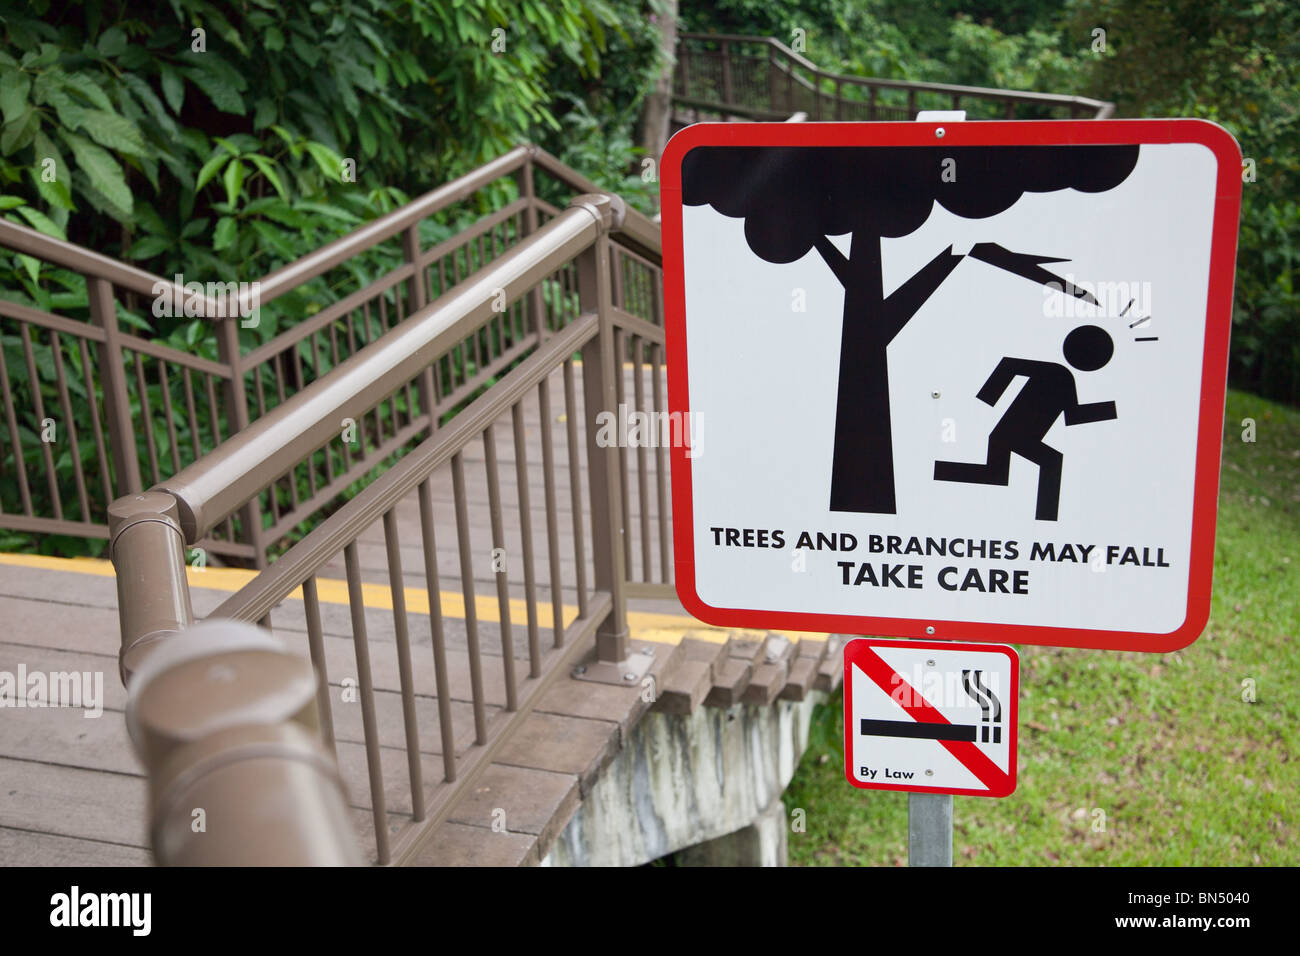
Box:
660 119 1242 653
842 637 1020 798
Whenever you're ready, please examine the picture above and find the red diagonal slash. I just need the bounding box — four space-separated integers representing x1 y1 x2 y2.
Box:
855 646 1013 795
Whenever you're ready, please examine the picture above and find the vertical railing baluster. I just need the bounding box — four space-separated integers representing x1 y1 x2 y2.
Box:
452 452 488 743
483 425 518 710
182 367 202 462
652 343 671 583
632 336 652 582
87 277 142 495
156 360 182 476
132 352 160 486
382 508 425 822
563 358 589 618
511 402 541 677
612 327 633 572
302 575 336 756
417 478 457 782
78 337 113 507
0 325 32 514
519 152 548 341
50 331 90 522
21 324 62 518
343 540 390 865
537 377 565 647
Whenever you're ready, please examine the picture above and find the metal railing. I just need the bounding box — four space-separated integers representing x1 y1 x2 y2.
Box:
108 185 667 864
0 145 665 569
674 32 1115 121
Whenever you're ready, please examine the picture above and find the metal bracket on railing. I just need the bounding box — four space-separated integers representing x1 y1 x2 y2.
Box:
570 640 659 686
569 192 627 235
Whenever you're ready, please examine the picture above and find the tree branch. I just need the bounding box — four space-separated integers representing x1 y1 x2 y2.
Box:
881 244 964 342
812 234 851 287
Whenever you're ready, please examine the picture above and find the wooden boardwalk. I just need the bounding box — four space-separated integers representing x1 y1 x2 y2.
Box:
0 363 844 866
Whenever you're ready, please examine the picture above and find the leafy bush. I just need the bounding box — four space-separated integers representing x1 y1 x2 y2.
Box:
0 0 659 557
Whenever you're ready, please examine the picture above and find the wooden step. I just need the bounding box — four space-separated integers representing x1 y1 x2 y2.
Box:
654 659 712 714
781 637 829 701
815 635 848 692
704 657 755 708
742 633 795 705
655 637 731 715
682 635 731 682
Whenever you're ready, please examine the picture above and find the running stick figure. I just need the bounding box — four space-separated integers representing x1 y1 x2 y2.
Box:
933 325 1118 520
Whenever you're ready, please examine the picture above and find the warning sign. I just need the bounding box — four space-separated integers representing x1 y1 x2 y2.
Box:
660 119 1243 652
843 638 1019 797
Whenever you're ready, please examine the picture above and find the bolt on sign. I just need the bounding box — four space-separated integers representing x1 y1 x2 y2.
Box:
844 638 1019 797
660 120 1243 652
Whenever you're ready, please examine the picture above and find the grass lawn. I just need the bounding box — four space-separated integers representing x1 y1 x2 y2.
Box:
783 388 1299 866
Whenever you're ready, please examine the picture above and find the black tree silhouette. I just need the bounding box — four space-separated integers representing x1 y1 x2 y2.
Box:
681 144 1140 514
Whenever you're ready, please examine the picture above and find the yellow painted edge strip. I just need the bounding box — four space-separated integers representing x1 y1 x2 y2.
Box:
0 552 827 645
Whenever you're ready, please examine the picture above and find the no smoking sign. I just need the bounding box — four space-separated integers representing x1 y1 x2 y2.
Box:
843 638 1020 798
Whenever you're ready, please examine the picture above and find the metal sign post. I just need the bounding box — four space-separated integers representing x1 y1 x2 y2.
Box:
909 793 953 867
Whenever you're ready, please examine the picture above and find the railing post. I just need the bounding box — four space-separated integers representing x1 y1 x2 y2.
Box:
518 148 549 341
815 71 823 120
571 194 629 663
401 224 441 430
108 492 361 865
836 79 843 119
767 45 779 112
88 277 142 496
908 88 917 119
108 491 194 685
215 318 267 567
721 41 734 107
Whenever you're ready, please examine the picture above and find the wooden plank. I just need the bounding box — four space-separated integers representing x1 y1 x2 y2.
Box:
0 643 125 711
411 821 536 867
742 633 794 705
779 657 820 702
0 757 147 849
682 635 730 681
0 708 138 775
494 711 619 795
653 658 711 715
534 639 683 737
727 633 769 662
815 635 848 691
446 763 579 849
705 657 754 708
742 660 789 706
0 826 152 867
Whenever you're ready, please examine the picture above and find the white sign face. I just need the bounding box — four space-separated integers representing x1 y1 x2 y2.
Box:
843 638 1018 797
662 121 1242 651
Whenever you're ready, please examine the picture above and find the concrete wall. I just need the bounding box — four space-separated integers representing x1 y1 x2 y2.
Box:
541 692 826 867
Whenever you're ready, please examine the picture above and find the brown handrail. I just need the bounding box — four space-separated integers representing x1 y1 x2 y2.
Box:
0 218 226 315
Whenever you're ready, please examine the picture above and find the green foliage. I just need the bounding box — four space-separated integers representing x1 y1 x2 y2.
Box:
0 1 620 304
1061 0 1300 404
0 0 650 557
